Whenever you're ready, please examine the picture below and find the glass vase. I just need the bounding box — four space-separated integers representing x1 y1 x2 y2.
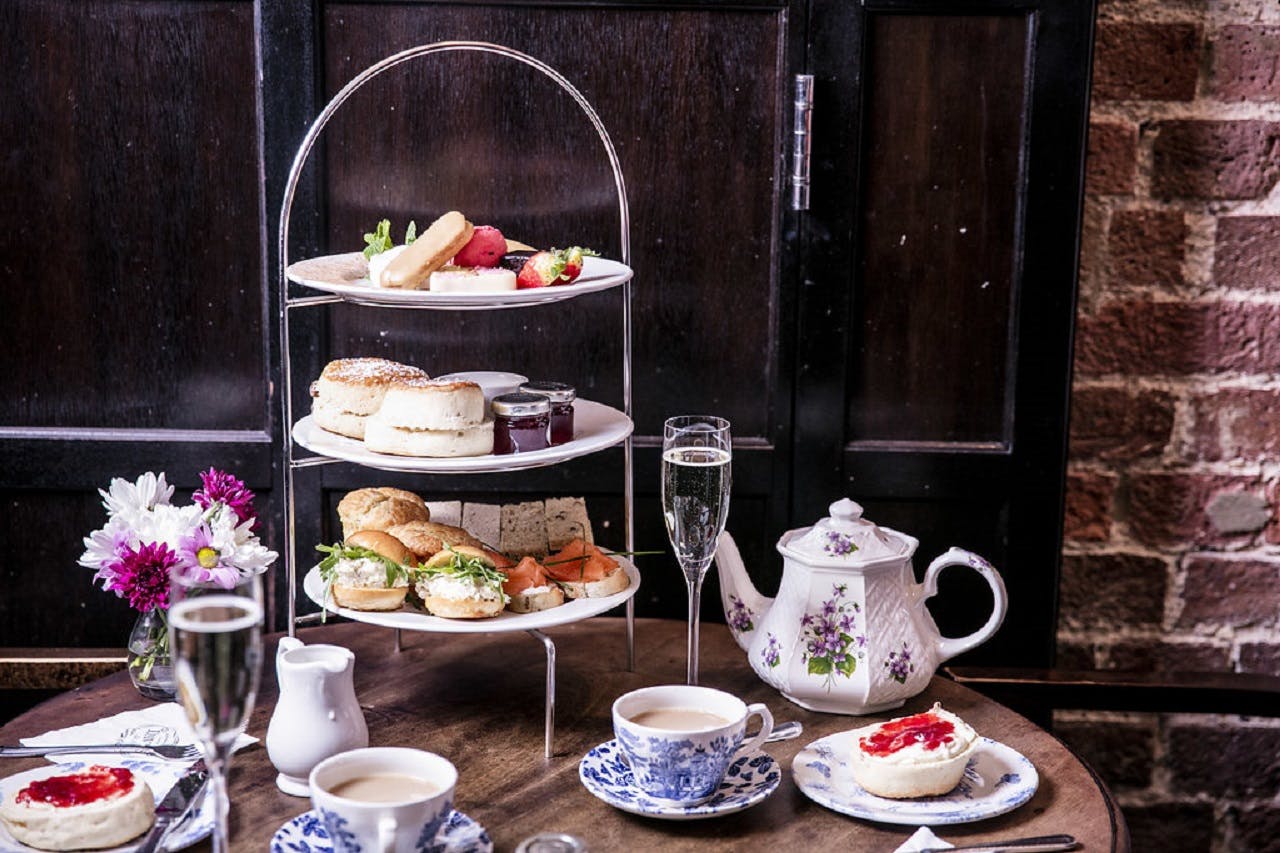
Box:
127 608 177 701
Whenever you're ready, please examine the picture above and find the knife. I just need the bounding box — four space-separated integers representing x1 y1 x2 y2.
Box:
134 760 209 853
917 834 1078 853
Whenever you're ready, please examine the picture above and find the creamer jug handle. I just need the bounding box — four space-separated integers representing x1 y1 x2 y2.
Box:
921 548 1008 662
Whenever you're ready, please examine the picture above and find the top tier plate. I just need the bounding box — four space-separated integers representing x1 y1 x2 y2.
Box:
286 253 632 310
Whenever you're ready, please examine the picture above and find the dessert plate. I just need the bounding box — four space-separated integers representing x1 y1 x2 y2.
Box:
270 809 491 853
286 253 632 310
303 555 639 634
792 734 1038 826
292 399 633 474
0 760 212 852
578 739 780 821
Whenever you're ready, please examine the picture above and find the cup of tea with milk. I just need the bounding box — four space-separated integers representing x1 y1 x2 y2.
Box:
612 685 774 804
309 747 456 852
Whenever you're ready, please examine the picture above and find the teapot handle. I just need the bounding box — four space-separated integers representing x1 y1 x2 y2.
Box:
920 547 1008 662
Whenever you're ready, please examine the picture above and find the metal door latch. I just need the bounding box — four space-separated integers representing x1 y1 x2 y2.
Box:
790 74 814 211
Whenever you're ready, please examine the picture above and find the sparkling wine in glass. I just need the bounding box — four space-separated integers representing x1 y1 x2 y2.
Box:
662 415 732 685
169 573 263 853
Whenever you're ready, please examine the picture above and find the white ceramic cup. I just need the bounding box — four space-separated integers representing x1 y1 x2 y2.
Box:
612 684 774 804
435 371 527 409
309 747 456 853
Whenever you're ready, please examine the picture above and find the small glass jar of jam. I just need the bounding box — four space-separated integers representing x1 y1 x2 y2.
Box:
520 381 576 446
492 392 551 455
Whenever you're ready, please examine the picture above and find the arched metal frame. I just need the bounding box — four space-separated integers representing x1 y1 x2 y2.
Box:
276 41 635 758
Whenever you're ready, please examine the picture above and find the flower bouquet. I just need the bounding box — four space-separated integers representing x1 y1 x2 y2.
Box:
79 469 276 700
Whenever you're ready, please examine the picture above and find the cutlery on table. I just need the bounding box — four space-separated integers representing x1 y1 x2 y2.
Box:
916 834 1078 853
134 759 210 853
765 720 803 743
0 744 203 761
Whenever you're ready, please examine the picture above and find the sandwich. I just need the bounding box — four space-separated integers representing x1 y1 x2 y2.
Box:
543 539 630 599
501 556 565 613
414 545 508 619
316 530 417 611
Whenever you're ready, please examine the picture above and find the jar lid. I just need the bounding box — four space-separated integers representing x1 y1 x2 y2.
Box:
492 392 551 417
520 380 576 403
782 499 907 565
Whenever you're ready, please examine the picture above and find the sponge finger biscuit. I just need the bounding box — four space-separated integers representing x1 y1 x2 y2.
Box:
383 210 474 290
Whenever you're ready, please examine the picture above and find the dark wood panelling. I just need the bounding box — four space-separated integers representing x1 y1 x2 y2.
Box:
851 14 1027 445
0 0 264 431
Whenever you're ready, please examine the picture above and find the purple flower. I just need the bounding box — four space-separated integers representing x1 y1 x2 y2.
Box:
728 595 755 633
763 633 781 668
823 530 858 556
194 468 258 530
175 525 240 590
101 542 179 613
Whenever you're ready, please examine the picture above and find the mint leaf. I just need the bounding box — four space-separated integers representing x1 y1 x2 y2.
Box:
405 221 417 245
362 219 393 259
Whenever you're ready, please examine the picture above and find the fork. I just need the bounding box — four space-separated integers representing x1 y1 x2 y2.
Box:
0 743 203 761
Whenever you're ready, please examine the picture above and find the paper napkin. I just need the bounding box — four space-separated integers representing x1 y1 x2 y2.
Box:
20 702 256 765
894 826 953 852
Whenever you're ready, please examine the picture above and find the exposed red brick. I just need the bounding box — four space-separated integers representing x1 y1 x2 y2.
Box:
1151 120 1280 200
1059 553 1167 631
1109 209 1186 289
1127 472 1263 547
1214 216 1280 291
1232 804 1280 853
1211 25 1280 101
1124 802 1215 853
1094 22 1202 101
1075 299 1280 376
1069 386 1175 460
1085 121 1137 196
1168 723 1280 797
1063 470 1115 541
1055 718 1155 788
1105 640 1231 672
1178 555 1280 628
1239 643 1280 674
1188 387 1280 462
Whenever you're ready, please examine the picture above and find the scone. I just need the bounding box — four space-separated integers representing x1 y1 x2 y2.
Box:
848 703 979 798
385 520 484 564
0 765 155 850
414 545 507 618
311 358 428 439
337 486 430 540
375 378 486 431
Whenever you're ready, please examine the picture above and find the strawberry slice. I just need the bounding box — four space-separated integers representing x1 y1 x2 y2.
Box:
516 251 567 289
559 246 595 284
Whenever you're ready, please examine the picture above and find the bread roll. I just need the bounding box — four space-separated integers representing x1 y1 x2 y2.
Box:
416 546 505 619
328 530 415 611
385 521 484 562
337 487 430 540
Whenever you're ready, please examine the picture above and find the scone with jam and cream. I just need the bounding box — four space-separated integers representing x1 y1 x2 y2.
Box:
848 703 979 798
0 765 155 850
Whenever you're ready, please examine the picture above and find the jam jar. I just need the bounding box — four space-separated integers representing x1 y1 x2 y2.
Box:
520 381 575 446
492 392 551 455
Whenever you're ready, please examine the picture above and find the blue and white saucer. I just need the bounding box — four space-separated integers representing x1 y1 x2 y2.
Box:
270 809 492 853
792 734 1039 826
578 739 780 821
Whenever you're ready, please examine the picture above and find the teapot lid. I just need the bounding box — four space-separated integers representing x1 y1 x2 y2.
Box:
783 499 908 565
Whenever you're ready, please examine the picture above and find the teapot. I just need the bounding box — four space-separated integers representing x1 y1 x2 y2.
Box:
715 498 1007 715
265 637 368 795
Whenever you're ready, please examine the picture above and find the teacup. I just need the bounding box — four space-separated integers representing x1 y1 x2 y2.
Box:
612 684 774 804
310 747 456 853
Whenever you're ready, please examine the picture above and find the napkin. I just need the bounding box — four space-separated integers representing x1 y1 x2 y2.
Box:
19 702 257 765
894 827 953 852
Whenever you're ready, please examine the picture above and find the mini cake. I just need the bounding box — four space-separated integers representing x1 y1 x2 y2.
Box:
0 765 155 850
848 703 979 798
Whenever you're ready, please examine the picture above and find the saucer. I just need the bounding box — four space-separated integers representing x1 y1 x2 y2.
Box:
792 734 1038 825
578 739 780 821
270 809 491 853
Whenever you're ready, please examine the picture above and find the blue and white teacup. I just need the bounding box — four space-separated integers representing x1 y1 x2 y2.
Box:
612 685 774 804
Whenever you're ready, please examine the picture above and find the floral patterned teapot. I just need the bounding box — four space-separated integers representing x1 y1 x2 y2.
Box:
714 498 1007 715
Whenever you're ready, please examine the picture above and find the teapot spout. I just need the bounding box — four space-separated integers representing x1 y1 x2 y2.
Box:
714 531 773 652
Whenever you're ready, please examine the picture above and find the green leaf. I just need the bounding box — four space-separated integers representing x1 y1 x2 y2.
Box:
362 219 393 259
836 656 857 676
808 657 833 676
405 221 417 245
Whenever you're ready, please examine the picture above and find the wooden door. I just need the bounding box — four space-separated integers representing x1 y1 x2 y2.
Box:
797 0 1096 667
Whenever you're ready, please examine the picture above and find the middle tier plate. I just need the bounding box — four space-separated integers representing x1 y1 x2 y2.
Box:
292 398 633 473
302 556 640 634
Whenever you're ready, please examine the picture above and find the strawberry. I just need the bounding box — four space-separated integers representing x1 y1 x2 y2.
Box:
515 251 566 289
558 246 597 284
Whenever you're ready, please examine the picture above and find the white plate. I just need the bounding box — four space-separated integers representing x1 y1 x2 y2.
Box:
303 554 640 634
791 734 1038 825
270 808 491 853
578 740 780 821
292 399 633 474
286 253 632 310
0 760 211 852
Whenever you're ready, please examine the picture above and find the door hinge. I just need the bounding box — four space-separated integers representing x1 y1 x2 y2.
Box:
790 74 814 211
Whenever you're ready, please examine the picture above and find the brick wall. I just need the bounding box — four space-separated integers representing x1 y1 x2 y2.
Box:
1060 0 1280 850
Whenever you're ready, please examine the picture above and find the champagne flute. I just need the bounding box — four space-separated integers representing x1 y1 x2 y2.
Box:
662 415 732 685
169 572 263 853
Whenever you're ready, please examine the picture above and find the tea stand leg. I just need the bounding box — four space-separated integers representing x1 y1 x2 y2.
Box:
528 629 556 758
394 629 402 653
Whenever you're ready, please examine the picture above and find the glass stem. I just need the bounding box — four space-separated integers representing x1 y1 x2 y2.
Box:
684 570 703 685
207 740 236 853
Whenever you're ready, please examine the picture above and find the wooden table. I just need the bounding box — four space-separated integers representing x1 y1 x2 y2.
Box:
0 619 1128 852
